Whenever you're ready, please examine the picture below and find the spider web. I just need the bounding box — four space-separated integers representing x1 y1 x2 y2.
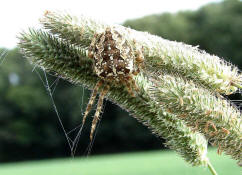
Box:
34 68 106 157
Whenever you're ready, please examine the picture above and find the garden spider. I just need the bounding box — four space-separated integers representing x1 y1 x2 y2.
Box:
82 26 144 142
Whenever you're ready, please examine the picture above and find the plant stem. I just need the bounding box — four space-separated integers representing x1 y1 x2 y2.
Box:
207 161 218 175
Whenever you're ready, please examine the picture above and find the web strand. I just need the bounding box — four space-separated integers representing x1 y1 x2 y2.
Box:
34 68 99 157
35 69 73 154
43 71 73 151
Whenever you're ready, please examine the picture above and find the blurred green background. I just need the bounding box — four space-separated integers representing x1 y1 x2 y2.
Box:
0 0 241 174
0 149 240 175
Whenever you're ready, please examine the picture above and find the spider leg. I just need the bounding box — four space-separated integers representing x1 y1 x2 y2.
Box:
134 39 144 71
123 79 135 97
122 76 139 97
131 77 139 93
81 80 103 128
90 84 110 142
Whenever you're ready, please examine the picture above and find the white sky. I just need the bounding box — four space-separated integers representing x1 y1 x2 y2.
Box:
0 0 221 49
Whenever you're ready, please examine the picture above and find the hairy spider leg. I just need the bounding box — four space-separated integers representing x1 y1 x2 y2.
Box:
131 77 139 93
121 76 139 97
81 80 103 127
90 84 110 142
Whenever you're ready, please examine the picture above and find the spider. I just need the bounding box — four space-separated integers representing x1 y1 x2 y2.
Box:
82 26 144 142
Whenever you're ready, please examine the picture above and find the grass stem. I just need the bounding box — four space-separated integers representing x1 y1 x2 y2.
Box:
207 161 218 175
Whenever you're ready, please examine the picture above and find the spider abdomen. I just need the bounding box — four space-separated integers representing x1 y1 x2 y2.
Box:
90 27 137 81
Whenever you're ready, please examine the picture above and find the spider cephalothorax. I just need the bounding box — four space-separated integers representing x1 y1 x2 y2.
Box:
83 27 144 142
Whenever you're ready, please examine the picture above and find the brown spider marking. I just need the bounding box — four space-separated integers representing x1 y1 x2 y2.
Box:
83 26 144 142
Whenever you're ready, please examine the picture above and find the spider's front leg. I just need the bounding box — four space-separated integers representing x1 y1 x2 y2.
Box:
88 33 99 59
133 39 145 73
